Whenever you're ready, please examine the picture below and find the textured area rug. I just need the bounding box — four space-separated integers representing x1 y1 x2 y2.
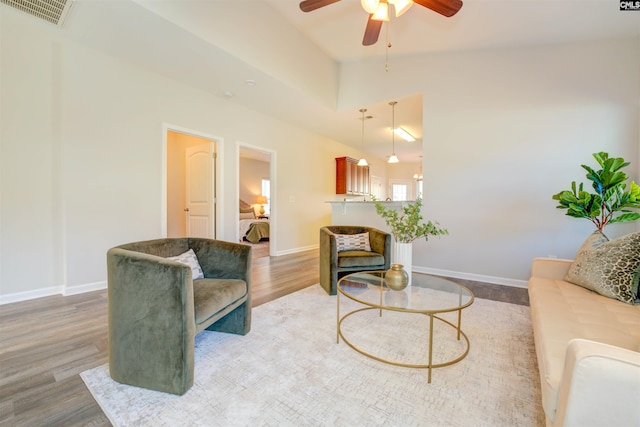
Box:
81 284 544 426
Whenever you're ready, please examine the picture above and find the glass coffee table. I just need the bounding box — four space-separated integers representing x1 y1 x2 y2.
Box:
337 271 474 382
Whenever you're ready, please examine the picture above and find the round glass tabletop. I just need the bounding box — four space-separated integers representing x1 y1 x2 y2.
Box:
338 270 474 314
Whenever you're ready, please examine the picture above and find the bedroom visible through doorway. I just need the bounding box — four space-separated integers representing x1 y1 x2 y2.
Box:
239 146 274 258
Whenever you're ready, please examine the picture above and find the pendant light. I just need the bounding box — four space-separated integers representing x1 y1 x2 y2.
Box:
357 108 369 167
388 101 399 163
413 155 423 181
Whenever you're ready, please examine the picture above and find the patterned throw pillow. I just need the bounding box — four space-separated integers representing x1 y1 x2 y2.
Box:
167 248 205 280
565 232 640 304
574 230 609 257
335 232 371 252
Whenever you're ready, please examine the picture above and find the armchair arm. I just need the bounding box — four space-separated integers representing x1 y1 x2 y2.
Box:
554 339 640 427
107 247 196 395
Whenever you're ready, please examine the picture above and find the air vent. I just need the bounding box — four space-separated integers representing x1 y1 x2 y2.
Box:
1 0 73 26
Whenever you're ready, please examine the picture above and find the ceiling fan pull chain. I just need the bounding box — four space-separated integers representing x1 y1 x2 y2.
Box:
385 22 392 72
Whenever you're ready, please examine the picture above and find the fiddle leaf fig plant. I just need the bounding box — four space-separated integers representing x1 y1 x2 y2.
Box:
552 152 640 232
373 197 448 243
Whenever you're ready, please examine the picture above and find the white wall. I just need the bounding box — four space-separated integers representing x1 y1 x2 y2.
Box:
0 9 363 302
340 38 640 284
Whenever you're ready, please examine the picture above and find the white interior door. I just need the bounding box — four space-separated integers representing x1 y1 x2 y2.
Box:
185 144 214 238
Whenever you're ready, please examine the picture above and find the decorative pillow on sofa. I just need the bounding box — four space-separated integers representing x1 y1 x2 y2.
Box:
335 232 371 252
574 230 609 257
167 249 204 280
565 232 640 304
240 207 255 220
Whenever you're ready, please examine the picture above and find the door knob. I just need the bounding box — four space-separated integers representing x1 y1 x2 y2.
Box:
184 208 190 212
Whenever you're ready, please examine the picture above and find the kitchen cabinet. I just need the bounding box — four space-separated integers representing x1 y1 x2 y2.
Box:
336 157 370 195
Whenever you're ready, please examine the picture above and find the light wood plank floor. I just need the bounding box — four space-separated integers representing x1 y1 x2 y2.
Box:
0 248 527 426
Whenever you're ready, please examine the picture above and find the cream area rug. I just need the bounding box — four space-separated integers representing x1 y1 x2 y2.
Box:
81 284 544 427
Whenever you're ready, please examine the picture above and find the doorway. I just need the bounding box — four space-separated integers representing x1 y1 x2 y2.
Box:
238 145 275 257
166 129 217 238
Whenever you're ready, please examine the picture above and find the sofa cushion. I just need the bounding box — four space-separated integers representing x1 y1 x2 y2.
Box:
335 232 371 252
565 232 640 304
337 251 384 268
167 248 204 280
192 278 247 325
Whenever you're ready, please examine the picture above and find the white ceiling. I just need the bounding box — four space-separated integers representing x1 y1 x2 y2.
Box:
12 0 638 163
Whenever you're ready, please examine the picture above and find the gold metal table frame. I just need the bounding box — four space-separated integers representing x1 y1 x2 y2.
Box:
337 271 474 383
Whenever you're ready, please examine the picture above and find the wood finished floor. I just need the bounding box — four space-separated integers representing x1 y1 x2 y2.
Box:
0 248 528 426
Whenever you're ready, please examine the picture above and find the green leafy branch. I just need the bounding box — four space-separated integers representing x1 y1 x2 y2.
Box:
552 152 640 232
373 197 448 243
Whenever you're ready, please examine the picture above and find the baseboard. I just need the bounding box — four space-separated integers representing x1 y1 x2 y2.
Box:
0 285 63 305
275 244 319 256
413 266 529 289
0 281 107 305
62 280 107 296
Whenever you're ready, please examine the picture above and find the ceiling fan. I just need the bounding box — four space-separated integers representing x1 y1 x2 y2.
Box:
299 0 463 46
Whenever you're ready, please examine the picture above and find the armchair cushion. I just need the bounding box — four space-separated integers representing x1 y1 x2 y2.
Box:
193 278 247 325
338 251 385 268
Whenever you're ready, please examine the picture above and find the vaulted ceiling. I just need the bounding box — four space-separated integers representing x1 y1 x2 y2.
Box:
6 0 639 162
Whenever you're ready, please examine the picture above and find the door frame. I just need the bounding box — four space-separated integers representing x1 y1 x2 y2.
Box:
162 123 224 239
237 142 276 257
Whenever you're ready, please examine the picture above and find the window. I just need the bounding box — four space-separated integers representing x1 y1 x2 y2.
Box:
389 179 414 201
261 179 271 215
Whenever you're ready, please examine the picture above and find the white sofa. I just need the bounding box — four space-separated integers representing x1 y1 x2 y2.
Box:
528 257 640 427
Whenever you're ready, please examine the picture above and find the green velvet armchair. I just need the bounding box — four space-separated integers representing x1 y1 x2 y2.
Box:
320 226 391 295
107 238 251 395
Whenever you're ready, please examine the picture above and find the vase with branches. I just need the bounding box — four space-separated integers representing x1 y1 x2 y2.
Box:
373 197 448 285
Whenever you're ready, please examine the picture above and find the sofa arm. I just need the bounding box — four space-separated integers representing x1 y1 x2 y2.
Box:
531 257 573 280
554 339 640 427
107 247 196 395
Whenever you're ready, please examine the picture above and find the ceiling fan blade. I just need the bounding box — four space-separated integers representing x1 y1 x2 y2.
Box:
299 0 341 12
362 15 383 46
413 0 463 17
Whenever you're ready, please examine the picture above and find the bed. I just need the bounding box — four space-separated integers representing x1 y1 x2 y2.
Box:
239 206 269 243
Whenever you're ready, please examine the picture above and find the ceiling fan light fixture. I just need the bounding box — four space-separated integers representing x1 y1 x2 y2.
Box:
361 0 380 14
393 0 413 16
371 2 389 21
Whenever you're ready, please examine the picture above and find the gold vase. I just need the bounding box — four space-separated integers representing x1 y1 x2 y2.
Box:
386 264 409 291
